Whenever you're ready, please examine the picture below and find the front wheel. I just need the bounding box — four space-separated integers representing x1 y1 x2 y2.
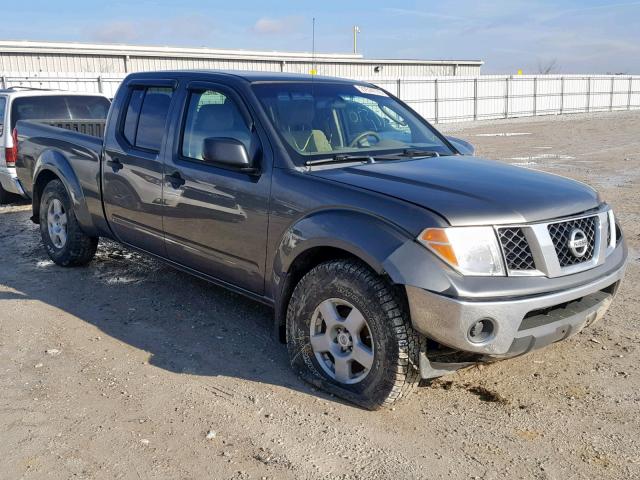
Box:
286 259 423 410
39 179 98 266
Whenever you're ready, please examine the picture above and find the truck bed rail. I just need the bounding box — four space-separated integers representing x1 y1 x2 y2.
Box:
34 119 106 138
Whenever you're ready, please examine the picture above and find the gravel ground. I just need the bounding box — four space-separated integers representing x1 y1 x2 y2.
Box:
1 111 639 480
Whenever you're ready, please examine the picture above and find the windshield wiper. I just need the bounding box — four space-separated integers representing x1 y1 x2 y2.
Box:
304 149 440 167
366 149 440 160
399 148 440 158
305 154 374 166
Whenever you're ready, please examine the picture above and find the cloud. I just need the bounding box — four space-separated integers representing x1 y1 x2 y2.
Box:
383 7 467 22
379 0 639 73
546 0 640 20
87 16 215 46
90 21 139 43
250 16 304 35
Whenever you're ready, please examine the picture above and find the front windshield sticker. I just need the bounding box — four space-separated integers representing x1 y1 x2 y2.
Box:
353 85 388 97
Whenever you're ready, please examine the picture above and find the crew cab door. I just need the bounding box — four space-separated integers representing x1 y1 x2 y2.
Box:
102 79 177 255
162 81 271 294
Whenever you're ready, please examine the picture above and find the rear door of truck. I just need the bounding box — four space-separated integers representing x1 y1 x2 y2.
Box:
102 79 177 256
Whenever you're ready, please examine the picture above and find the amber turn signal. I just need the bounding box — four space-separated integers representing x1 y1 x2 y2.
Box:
418 228 459 266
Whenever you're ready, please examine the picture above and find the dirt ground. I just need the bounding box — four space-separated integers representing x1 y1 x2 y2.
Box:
1 111 639 480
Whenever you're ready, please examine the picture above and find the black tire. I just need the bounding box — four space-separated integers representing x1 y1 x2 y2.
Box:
286 259 423 410
39 179 98 266
0 184 12 205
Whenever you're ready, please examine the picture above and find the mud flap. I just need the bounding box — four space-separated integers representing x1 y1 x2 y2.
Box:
418 350 476 379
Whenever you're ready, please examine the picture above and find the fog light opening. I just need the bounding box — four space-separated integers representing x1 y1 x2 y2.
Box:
468 318 495 344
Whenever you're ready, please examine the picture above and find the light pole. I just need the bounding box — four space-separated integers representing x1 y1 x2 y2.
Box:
353 26 360 54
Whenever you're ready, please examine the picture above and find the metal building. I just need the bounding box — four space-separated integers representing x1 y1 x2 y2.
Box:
0 40 483 78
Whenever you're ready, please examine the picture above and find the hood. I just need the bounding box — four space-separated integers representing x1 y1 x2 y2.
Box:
309 156 600 226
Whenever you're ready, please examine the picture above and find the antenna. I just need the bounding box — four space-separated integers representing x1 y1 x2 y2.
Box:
311 17 317 75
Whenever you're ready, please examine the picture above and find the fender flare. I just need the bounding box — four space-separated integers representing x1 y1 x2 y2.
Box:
273 208 410 279
270 208 412 338
32 150 98 237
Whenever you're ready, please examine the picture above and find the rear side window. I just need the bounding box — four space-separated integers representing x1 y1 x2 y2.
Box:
123 89 145 145
121 87 173 152
10 95 110 129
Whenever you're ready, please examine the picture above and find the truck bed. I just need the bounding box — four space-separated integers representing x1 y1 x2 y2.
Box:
15 120 103 199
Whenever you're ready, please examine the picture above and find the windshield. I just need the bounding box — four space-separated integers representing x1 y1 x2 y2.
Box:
253 82 454 162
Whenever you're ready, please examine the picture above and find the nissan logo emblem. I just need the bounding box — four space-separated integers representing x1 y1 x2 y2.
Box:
568 228 589 258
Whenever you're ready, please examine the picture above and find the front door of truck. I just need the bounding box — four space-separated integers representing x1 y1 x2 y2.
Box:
102 80 177 256
162 82 271 294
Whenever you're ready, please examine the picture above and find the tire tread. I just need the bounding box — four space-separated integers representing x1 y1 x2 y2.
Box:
40 179 97 266
286 258 423 409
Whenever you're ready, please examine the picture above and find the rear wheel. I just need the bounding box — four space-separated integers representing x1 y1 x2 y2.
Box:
39 179 98 266
286 259 423 410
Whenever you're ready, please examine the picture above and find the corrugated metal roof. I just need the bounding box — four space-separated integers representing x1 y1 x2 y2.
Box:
0 40 483 66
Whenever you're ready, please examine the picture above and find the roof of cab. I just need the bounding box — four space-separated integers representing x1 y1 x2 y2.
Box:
125 69 368 85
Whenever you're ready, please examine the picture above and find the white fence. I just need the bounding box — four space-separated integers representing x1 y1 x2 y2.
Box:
2 72 640 124
367 75 640 123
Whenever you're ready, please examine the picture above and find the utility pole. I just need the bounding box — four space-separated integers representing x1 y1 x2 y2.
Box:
353 26 360 54
310 17 317 75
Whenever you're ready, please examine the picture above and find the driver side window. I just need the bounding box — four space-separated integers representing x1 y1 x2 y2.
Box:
181 89 251 161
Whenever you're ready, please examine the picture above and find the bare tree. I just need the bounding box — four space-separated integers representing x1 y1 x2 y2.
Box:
537 59 559 74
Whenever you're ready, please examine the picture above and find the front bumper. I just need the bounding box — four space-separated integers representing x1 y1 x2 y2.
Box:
0 166 27 196
406 255 627 357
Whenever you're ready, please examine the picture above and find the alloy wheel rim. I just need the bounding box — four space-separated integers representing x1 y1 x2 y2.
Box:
309 298 375 384
47 199 68 249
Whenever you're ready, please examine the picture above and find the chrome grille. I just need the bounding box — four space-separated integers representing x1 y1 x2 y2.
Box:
547 216 597 267
498 227 536 271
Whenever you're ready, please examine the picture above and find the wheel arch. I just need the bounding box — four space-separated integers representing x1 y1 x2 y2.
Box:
271 209 412 342
31 151 97 236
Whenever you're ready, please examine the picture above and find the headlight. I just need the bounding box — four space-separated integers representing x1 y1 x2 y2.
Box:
417 227 505 276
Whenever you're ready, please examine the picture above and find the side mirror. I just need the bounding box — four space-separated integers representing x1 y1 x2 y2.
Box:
202 137 253 170
446 136 475 155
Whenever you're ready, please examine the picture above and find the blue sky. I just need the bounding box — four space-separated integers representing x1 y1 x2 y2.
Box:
4 0 640 73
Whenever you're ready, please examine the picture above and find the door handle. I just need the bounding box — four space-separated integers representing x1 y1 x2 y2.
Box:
165 171 186 188
106 158 123 172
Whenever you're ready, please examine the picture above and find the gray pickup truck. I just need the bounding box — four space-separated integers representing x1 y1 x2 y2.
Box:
15 71 627 409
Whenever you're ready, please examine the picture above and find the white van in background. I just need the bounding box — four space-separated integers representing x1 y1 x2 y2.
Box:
0 88 110 203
